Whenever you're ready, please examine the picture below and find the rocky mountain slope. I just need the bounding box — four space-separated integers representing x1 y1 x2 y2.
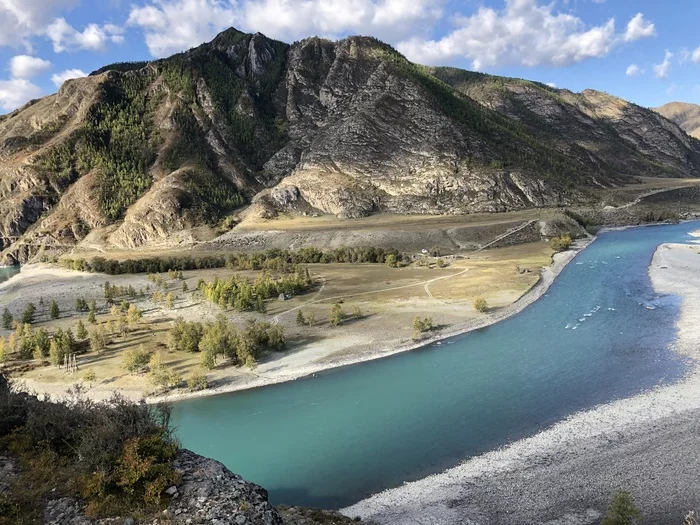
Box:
655 102 700 139
1 28 699 263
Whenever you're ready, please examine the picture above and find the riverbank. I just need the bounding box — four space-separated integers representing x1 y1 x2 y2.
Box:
5 240 587 404
343 241 700 524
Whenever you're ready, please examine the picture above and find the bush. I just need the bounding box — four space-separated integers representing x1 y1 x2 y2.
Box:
473 297 488 313
123 345 151 373
550 234 573 252
412 316 434 340
329 303 345 327
0 375 179 522
602 490 641 525
187 371 209 392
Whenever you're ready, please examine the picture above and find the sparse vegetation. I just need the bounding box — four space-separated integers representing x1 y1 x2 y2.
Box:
473 297 488 313
0 375 179 523
602 490 641 525
412 316 434 340
550 235 573 252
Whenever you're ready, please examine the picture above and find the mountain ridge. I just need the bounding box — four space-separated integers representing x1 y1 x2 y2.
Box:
1 27 699 264
655 101 700 140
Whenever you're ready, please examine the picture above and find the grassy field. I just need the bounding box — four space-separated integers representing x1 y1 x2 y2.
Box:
5 241 556 400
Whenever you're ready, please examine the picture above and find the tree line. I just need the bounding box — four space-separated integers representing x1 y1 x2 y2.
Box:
57 246 403 275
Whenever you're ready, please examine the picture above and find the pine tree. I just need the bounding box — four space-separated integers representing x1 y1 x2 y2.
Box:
50 299 60 320
76 320 88 340
2 308 13 330
87 309 97 325
21 303 36 325
602 491 641 525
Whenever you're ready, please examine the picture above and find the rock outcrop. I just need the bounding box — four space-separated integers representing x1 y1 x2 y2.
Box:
0 28 699 262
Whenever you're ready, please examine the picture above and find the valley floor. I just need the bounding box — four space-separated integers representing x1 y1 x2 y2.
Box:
3 240 580 404
343 241 700 525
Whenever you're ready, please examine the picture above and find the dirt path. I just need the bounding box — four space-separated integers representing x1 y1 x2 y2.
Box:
273 269 470 323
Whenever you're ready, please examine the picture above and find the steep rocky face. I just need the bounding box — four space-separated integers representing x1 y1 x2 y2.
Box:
0 28 699 262
655 102 700 140
432 69 700 181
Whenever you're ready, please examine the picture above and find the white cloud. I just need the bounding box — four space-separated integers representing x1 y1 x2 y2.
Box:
46 17 124 52
624 13 655 42
127 0 442 57
693 46 700 64
51 68 87 88
9 55 50 79
625 64 642 77
653 50 673 79
395 0 647 69
0 78 43 112
0 0 79 49
546 82 556 88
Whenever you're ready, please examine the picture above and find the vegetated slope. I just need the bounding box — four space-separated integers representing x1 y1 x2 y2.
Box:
655 101 700 139
0 28 699 264
431 68 700 182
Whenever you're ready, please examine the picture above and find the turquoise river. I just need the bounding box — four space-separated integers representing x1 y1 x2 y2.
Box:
173 222 697 509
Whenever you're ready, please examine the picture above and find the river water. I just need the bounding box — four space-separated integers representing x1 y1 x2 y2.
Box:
173 222 697 509
0 266 20 286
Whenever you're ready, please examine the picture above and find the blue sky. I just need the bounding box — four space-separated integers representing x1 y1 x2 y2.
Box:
0 0 698 113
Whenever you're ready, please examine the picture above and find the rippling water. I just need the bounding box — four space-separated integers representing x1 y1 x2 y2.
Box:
173 222 697 508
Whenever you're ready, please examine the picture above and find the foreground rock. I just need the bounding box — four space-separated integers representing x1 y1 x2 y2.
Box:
43 449 283 524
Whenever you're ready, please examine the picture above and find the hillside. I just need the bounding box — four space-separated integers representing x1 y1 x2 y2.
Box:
1 28 699 264
655 102 700 139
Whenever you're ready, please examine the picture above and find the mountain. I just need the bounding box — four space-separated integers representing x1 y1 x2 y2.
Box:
655 102 700 140
1 28 699 263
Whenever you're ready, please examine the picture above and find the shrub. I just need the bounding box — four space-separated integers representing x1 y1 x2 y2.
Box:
0 375 179 521
412 316 434 340
329 303 345 327
187 371 209 392
473 297 488 313
50 299 60 320
123 345 151 373
602 490 641 525
550 234 573 252
83 369 97 383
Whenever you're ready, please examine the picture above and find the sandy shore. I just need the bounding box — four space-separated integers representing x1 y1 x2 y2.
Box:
342 241 700 524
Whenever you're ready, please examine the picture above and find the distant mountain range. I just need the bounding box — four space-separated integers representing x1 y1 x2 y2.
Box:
1 27 699 263
655 101 700 140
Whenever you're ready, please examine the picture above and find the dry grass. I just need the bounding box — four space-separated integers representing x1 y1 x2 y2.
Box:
7 241 555 400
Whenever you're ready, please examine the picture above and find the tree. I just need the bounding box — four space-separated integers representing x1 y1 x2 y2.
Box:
165 293 174 309
182 281 189 292
22 303 36 325
89 326 107 354
76 320 88 340
49 299 61 319
0 338 7 363
550 234 573 252
296 310 306 326
385 254 398 268
473 297 488 313
187 370 208 391
75 298 89 312
2 308 13 330
602 491 641 525
87 309 97 325
127 304 142 327
329 303 345 327
436 258 446 268
305 311 315 326
33 328 50 358
123 344 151 373
148 352 182 392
